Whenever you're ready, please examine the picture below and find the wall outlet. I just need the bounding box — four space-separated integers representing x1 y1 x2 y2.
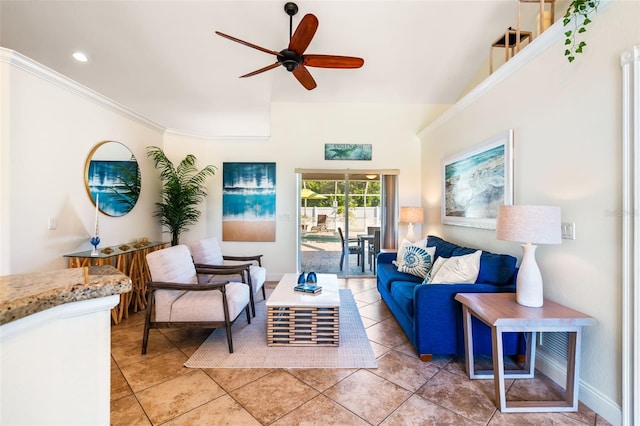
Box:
48 217 57 230
561 222 576 240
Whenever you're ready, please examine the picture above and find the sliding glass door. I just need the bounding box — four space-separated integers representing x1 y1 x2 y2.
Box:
297 170 398 277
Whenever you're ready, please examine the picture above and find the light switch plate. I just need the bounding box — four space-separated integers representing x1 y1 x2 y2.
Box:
561 222 575 240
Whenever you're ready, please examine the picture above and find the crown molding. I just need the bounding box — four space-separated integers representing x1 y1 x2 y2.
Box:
418 0 613 140
163 127 270 141
1 47 166 133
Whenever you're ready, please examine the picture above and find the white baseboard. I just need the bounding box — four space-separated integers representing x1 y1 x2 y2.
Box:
536 350 621 426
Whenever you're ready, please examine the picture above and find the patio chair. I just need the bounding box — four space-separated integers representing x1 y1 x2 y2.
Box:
190 237 266 317
310 214 328 232
142 245 251 354
338 227 363 271
368 229 381 273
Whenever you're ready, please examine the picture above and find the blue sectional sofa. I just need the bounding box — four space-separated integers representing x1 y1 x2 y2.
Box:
376 235 523 360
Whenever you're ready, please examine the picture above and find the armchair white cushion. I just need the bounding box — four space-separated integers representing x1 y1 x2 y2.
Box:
190 238 266 314
143 244 251 353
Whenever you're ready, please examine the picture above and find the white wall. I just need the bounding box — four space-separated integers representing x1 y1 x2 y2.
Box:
163 102 447 279
418 3 639 424
0 50 164 275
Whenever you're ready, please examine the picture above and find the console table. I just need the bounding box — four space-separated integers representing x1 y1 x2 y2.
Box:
454 292 596 413
64 241 168 323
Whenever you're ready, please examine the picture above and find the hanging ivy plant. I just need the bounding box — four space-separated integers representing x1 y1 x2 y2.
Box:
563 0 600 62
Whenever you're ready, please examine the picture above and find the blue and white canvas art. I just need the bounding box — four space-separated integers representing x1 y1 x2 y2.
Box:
87 142 140 217
324 144 372 160
222 162 276 241
442 130 513 229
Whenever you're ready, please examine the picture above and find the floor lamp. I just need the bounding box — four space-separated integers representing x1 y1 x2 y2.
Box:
399 207 424 243
496 205 561 307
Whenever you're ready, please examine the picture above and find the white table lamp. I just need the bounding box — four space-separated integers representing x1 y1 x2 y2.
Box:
496 205 561 307
399 206 424 243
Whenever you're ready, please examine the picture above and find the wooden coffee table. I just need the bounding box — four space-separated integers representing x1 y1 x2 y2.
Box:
266 273 340 346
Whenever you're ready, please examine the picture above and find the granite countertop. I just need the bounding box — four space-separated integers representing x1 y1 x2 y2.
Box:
0 265 132 325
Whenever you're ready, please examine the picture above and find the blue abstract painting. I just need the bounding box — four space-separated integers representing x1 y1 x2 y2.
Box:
222 162 276 241
88 160 140 217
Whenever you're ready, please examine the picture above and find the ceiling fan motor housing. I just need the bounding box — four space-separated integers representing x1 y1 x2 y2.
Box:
278 49 302 72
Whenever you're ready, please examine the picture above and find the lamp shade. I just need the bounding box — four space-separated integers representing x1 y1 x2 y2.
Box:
399 207 424 224
496 205 561 245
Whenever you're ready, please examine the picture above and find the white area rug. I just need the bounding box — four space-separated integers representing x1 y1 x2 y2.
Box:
184 289 377 369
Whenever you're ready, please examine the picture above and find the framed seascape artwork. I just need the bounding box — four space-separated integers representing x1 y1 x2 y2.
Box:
324 144 372 160
222 162 276 242
442 130 514 229
85 141 140 217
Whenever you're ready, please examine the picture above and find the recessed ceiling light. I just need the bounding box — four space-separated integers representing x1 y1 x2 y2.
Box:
72 51 88 62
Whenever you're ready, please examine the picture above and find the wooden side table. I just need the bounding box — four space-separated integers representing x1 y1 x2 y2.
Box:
64 241 168 324
454 292 596 413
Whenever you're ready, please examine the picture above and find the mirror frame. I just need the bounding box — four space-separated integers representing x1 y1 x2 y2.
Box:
84 141 140 217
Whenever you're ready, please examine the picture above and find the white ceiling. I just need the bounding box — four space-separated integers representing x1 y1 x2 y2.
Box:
0 0 522 137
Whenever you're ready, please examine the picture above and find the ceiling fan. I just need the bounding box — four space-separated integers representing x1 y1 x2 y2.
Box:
215 2 364 90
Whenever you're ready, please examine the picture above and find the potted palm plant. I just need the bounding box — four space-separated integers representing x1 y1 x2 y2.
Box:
146 146 217 246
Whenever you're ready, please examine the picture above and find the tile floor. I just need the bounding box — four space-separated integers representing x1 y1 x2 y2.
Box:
111 278 611 425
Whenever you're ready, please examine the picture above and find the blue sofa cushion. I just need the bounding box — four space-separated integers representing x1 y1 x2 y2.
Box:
427 235 517 286
426 235 459 258
390 281 418 318
377 262 422 292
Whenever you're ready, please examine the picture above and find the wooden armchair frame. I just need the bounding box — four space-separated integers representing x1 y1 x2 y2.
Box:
142 265 251 355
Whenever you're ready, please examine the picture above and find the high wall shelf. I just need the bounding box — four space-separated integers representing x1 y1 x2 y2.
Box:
491 0 555 74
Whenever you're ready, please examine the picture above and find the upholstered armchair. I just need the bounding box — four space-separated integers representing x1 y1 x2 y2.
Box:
142 245 251 354
190 237 266 317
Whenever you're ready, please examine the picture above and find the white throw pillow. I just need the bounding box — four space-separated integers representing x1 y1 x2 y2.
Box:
425 250 482 284
395 245 435 278
393 238 428 269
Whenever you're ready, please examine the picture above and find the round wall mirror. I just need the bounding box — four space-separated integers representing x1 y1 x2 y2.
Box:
85 141 140 217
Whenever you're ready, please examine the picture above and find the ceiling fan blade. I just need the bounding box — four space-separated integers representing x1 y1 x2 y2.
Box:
215 31 283 57
304 54 365 69
240 62 280 78
292 65 317 90
288 14 318 55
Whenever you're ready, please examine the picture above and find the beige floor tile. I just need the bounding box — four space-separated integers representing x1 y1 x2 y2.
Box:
353 287 382 304
369 350 440 391
230 370 319 424
273 394 370 426
370 340 393 358
111 360 133 400
119 349 189 392
488 410 588 425
324 369 411 425
359 315 378 328
380 394 480 426
136 369 226 424
161 327 213 356
416 368 500 423
358 300 392 322
286 368 357 392
112 329 177 367
111 395 151 426
203 368 274 392
365 319 410 348
163 394 261 426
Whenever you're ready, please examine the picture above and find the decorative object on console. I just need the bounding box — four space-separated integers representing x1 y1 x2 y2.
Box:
90 193 100 256
222 162 276 242
399 206 424 243
147 146 217 246
496 205 561 308
85 141 140 217
442 129 514 230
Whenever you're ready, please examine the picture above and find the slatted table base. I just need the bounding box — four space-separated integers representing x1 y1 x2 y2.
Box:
267 306 339 346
